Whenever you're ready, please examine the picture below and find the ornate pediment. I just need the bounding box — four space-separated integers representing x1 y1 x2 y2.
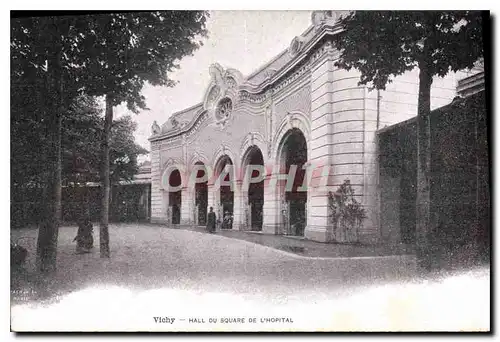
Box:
288 36 305 58
264 68 278 80
151 120 161 136
203 63 243 129
160 115 188 134
311 10 351 30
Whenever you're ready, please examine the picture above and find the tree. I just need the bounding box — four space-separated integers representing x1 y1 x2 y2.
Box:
328 180 366 243
333 11 484 269
11 11 209 267
109 116 149 185
74 11 208 258
61 101 148 223
12 89 147 227
11 15 84 272
61 97 148 187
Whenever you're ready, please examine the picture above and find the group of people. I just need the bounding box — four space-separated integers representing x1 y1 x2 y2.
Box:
206 207 233 233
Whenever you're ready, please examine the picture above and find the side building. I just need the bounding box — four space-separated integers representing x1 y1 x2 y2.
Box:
378 72 489 267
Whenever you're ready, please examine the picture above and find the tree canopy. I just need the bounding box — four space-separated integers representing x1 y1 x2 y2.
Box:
12 93 148 193
69 11 208 111
61 96 148 185
11 11 210 267
12 12 209 108
334 11 484 90
333 10 485 271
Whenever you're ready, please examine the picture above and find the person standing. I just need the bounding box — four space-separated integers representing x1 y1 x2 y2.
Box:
206 206 216 233
74 215 94 253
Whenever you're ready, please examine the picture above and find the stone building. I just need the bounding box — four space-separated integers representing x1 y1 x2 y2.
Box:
149 11 477 243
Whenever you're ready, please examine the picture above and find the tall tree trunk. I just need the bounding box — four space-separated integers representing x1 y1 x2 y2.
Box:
416 63 433 271
100 94 113 258
109 184 114 222
36 50 63 273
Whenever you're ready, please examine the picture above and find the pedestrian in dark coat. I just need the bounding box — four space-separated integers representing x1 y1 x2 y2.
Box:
74 216 94 253
206 206 216 233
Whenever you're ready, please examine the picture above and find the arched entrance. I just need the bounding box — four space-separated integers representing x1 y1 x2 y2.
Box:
194 162 208 226
215 155 234 229
168 169 182 224
242 146 264 231
279 128 308 236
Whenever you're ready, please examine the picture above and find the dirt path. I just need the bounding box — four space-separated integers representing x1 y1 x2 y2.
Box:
10 224 489 332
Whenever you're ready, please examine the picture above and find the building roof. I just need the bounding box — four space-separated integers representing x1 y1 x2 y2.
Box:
149 11 349 142
378 89 486 138
457 71 485 98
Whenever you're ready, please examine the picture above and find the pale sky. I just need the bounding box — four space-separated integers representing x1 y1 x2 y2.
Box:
113 10 313 160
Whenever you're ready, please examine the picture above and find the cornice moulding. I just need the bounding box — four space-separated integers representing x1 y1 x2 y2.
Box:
149 22 344 145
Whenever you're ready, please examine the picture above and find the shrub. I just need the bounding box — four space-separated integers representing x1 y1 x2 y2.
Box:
328 180 366 243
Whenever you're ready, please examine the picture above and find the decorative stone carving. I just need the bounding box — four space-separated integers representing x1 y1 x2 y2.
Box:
239 91 268 104
185 111 209 139
311 10 350 29
151 120 161 135
311 10 329 26
239 40 333 102
264 68 277 81
210 63 226 92
203 63 243 129
171 116 179 128
265 105 274 158
215 97 233 127
225 76 237 89
206 86 220 109
289 36 305 57
207 63 242 99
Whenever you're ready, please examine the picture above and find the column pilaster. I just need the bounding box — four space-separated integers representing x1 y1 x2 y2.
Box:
180 186 194 225
304 53 336 242
206 183 217 224
232 180 246 230
262 172 281 235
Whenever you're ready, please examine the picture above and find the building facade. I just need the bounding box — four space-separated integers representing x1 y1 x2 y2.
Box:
149 11 472 243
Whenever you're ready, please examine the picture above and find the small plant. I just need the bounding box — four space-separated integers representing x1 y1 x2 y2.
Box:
328 180 367 243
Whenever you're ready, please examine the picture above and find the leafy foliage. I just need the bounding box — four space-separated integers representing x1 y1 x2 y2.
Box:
12 92 147 189
334 11 484 90
109 116 149 184
11 11 209 184
11 12 209 264
61 97 148 185
328 180 366 243
333 11 484 265
68 11 208 110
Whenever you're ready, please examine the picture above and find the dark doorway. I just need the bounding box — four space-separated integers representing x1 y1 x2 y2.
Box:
246 147 264 231
217 156 234 228
194 162 208 226
282 128 308 236
169 169 182 224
